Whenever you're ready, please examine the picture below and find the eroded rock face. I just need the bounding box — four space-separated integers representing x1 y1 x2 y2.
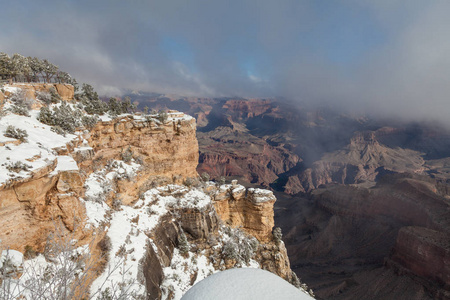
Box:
279 173 450 299
141 188 297 298
143 215 181 300
179 205 219 240
0 109 198 252
284 131 426 194
87 116 198 180
389 226 450 291
213 182 276 242
198 127 300 187
85 115 199 205
8 83 74 101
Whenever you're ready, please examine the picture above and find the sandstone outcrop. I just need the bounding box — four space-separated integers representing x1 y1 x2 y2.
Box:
0 85 299 299
212 181 276 242
6 83 74 101
84 114 199 205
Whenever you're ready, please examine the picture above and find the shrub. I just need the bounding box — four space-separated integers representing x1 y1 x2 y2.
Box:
49 87 62 103
81 115 98 130
78 84 107 115
97 235 112 256
37 106 53 124
222 227 259 265
201 172 210 182
218 176 226 185
178 231 190 255
108 97 122 117
273 227 282 245
121 147 133 163
82 98 107 115
4 125 28 142
0 108 6 120
9 89 31 116
52 102 79 133
36 90 52 105
10 104 30 117
38 102 83 134
157 110 168 123
51 125 66 136
183 177 194 187
291 272 301 288
5 161 32 173
24 245 37 259
107 97 135 117
111 197 122 210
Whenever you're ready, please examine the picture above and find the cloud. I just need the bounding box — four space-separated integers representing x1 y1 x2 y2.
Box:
1 1 450 124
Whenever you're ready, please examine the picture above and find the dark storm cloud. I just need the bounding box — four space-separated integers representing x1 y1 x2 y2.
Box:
2 0 450 124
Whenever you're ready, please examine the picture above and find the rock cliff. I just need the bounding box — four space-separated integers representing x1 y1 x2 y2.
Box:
0 84 304 299
388 226 450 299
5 83 74 101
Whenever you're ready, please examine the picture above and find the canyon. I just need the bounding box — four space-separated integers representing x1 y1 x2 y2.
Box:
133 93 450 299
0 85 306 299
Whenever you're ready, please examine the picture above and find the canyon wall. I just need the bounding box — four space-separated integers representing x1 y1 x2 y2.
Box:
0 85 301 299
0 112 198 251
388 226 450 299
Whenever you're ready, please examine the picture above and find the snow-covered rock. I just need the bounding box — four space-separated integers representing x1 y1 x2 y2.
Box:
181 268 314 300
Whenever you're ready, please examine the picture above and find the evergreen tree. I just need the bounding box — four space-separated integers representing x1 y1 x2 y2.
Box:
28 56 44 82
0 52 11 80
42 59 58 83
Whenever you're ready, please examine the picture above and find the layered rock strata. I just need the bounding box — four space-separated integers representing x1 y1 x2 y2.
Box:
6 83 74 101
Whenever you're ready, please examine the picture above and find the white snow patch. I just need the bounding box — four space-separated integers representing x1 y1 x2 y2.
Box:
2 85 19 94
0 111 78 186
54 155 78 172
0 249 23 270
248 188 276 203
181 268 315 300
83 199 109 228
161 249 216 300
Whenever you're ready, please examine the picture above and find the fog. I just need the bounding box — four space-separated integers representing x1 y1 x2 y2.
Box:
2 0 450 124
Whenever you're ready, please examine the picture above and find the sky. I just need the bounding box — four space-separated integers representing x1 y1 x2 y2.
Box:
1 0 450 124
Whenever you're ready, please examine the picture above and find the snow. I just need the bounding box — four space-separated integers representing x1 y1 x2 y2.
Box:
0 249 23 270
0 110 78 186
2 86 19 94
98 114 112 122
168 112 194 122
181 268 315 300
0 245 93 299
161 249 216 300
248 188 276 203
83 199 109 228
88 183 218 298
54 155 78 172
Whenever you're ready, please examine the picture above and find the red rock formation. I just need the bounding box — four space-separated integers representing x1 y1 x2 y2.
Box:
198 127 300 187
222 99 273 118
389 226 450 292
284 131 426 194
